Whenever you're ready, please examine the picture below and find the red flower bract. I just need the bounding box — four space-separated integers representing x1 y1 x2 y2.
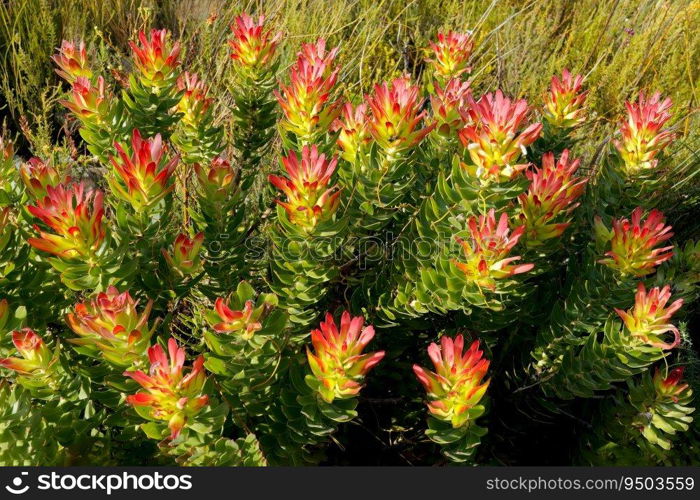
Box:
27 182 106 259
108 129 178 211
124 338 209 440
459 90 542 182
365 76 434 157
306 311 385 403
269 145 340 230
614 282 683 350
413 335 489 428
595 207 674 277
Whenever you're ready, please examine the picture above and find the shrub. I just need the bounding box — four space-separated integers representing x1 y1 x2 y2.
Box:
0 9 698 466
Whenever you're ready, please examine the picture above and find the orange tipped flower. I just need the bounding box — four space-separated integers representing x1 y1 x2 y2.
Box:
365 76 435 157
426 31 474 81
431 78 471 138
66 286 156 367
615 283 683 350
413 335 489 428
269 145 340 229
194 156 237 203
0 329 54 376
653 367 690 402
595 207 674 277
228 13 281 71
124 338 209 440
542 69 587 129
161 232 204 275
275 39 342 142
306 311 385 403
613 92 674 174
453 210 534 290
129 29 181 87
59 76 109 123
459 90 542 182
176 72 213 128
27 182 106 259
335 102 371 163
19 158 62 199
109 129 178 212
52 40 92 84
518 150 587 247
208 298 262 340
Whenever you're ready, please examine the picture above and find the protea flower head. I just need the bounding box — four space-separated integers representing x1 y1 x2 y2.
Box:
430 78 471 138
109 129 178 212
129 29 181 88
653 367 690 402
59 76 109 124
275 39 342 143
334 102 371 164
194 156 237 203
65 286 156 367
27 182 106 259
426 31 474 81
613 92 675 174
518 150 588 247
0 329 55 377
459 90 542 182
452 210 534 290
306 311 385 403
228 13 281 71
595 207 674 277
365 76 435 158
207 298 263 341
269 145 341 230
413 335 489 428
615 283 683 350
19 158 63 199
176 72 213 128
124 338 209 440
52 40 92 84
161 232 204 275
542 69 587 129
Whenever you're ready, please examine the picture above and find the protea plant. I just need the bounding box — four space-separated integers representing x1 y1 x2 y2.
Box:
108 129 178 214
518 150 588 248
228 13 281 75
129 29 181 89
542 69 587 131
65 286 156 367
365 76 434 159
161 232 205 276
52 40 92 84
613 92 675 174
275 39 341 146
459 90 542 182
595 207 674 277
426 31 474 83
27 182 106 260
269 145 341 230
335 103 371 164
452 210 534 290
19 158 63 200
614 283 683 350
305 311 385 403
124 338 209 440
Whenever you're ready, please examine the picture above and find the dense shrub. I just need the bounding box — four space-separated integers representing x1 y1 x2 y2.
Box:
0 7 698 466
